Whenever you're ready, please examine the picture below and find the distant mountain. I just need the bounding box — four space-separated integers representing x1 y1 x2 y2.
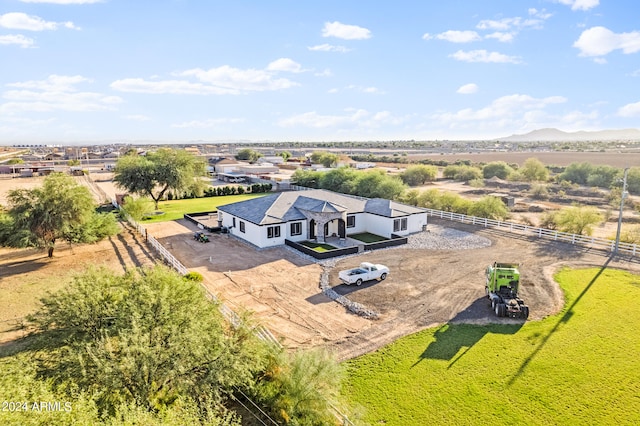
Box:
497 128 640 142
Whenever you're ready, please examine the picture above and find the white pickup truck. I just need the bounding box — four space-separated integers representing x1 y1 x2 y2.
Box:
339 262 389 286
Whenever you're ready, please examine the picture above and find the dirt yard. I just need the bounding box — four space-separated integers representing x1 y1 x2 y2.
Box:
143 217 640 361
3 173 640 361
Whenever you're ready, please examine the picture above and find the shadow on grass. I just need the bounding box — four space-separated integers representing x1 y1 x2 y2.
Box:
507 256 612 386
412 297 524 369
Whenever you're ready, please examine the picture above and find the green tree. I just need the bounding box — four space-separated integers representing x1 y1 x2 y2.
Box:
235 148 262 163
400 165 438 186
278 151 292 161
7 157 24 165
468 196 509 220
310 151 339 168
519 158 549 182
558 162 593 185
2 173 115 257
555 205 603 235
318 167 358 194
586 165 619 188
121 195 154 221
354 170 406 199
292 169 322 188
113 148 206 210
626 167 640 195
29 265 269 420
482 161 513 180
254 349 344 425
443 165 482 181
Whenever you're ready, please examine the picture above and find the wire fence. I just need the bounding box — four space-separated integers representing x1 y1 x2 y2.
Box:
424 208 639 256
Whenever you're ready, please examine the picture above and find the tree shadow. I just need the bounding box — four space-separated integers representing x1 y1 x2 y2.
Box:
412 297 524 369
507 256 612 386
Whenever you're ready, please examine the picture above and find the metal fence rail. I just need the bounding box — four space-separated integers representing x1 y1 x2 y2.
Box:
425 208 638 256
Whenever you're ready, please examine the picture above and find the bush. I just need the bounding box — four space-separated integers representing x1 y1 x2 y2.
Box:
530 184 550 200
183 271 204 282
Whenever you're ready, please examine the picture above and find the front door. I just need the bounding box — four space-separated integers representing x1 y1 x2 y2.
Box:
309 219 316 239
338 219 346 238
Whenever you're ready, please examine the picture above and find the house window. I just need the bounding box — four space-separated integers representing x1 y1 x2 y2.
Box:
290 222 302 236
347 215 356 228
239 221 245 233
267 226 281 239
393 218 408 232
232 217 236 228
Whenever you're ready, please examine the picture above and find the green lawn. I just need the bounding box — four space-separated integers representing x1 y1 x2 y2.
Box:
348 232 388 243
342 267 640 425
300 241 337 252
139 194 267 223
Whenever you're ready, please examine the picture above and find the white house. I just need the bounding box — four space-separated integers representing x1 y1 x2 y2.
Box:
217 189 427 248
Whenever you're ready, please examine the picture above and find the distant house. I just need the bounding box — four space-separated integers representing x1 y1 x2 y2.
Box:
217 189 427 248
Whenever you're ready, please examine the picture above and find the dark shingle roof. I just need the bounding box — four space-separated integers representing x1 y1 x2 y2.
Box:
217 189 425 225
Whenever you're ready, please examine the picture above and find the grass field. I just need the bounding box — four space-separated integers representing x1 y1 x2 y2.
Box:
300 241 337 252
139 194 267 223
342 266 640 425
348 232 388 243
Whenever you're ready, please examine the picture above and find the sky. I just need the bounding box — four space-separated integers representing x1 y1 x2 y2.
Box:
1 0 640 144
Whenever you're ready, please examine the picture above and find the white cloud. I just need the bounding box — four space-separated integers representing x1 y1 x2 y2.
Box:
314 69 333 77
556 0 599 11
476 17 544 32
328 88 339 94
432 94 566 124
435 30 481 43
573 26 640 57
449 50 522 64
629 69 640 77
0 34 34 48
112 63 300 95
20 0 102 3
266 58 303 73
308 43 351 53
485 32 514 42
0 12 78 31
1 74 122 113
422 33 432 40
457 83 478 94
172 118 244 128
322 21 371 40
618 101 640 117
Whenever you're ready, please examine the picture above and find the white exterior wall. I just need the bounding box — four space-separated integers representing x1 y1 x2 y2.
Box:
363 214 393 238
286 220 307 243
345 213 367 235
255 223 286 247
403 212 428 235
219 212 263 247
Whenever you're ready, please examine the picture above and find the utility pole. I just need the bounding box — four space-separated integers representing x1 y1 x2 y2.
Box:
614 167 630 254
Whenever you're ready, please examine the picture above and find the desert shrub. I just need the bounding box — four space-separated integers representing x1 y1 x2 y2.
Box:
183 271 204 282
530 184 550 200
468 179 485 188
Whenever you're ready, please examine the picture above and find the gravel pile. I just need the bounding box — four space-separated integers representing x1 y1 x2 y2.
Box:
405 224 492 250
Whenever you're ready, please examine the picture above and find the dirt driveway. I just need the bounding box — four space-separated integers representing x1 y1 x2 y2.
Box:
145 217 640 360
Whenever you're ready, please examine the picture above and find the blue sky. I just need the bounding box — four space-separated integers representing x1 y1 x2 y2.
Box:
1 0 639 144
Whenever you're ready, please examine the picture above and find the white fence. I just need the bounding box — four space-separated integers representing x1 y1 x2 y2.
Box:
114 199 281 348
425 208 639 256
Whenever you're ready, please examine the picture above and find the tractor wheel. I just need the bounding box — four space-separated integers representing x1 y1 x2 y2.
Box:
356 278 363 286
494 303 501 317
521 306 530 320
380 273 387 281
491 298 498 310
499 304 507 317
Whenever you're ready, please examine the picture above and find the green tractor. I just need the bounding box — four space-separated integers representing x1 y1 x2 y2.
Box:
485 262 529 319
